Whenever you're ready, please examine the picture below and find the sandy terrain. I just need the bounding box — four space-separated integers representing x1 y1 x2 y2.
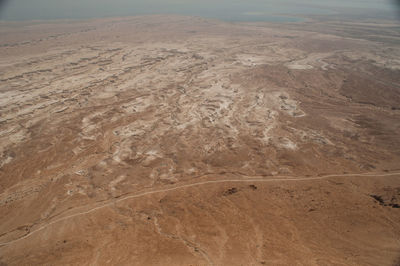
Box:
0 15 400 265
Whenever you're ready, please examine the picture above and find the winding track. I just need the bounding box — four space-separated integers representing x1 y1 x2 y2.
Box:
0 171 399 247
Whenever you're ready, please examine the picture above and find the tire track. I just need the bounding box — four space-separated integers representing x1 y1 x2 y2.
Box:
0 171 399 247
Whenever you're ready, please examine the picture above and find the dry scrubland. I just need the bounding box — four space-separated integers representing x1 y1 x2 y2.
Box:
0 16 400 265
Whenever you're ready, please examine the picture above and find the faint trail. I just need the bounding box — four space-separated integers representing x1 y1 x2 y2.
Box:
0 171 399 247
153 216 213 265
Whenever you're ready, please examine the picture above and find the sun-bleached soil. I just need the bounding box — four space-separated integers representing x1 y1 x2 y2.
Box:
0 15 400 265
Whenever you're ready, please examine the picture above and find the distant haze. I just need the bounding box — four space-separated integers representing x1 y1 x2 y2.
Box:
0 0 398 21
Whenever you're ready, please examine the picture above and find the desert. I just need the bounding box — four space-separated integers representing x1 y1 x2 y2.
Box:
0 15 400 265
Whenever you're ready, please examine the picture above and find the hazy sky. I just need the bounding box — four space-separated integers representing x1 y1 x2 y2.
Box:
0 0 398 21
